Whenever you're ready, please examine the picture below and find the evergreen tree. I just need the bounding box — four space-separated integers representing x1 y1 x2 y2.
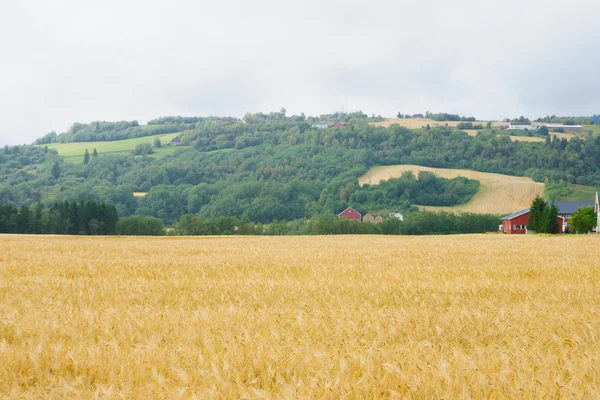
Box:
51 161 61 179
83 149 90 164
92 148 98 157
528 196 546 232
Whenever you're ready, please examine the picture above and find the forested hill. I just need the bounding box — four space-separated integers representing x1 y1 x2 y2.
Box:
2 111 600 225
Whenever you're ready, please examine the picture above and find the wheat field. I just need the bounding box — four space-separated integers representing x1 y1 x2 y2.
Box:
1 234 600 398
359 165 544 215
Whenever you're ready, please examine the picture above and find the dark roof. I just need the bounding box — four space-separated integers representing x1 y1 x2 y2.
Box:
501 208 529 220
552 201 595 214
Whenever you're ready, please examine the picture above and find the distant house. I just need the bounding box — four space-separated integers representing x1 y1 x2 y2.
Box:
338 207 361 221
363 213 375 223
389 212 404 221
375 216 383 224
507 123 540 131
412 114 425 119
170 137 181 146
333 122 347 128
312 123 328 130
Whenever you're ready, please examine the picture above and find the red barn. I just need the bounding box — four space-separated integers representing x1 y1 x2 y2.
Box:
338 207 361 221
501 208 565 234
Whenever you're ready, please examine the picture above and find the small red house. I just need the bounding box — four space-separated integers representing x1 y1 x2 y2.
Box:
501 208 565 234
338 207 361 221
333 122 347 128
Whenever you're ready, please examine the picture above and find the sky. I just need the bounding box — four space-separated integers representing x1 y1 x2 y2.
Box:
1 0 599 145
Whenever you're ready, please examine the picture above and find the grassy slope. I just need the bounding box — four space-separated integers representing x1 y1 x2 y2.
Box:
46 132 183 163
555 184 598 202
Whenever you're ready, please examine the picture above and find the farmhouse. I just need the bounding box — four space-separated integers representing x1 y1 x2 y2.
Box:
507 123 540 131
363 213 375 223
501 201 595 234
170 137 181 146
312 123 329 130
375 216 383 224
338 207 361 221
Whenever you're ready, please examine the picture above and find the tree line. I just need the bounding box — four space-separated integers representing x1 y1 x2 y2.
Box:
0 201 118 235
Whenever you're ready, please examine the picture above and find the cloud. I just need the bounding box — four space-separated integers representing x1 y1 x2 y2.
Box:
1 0 599 145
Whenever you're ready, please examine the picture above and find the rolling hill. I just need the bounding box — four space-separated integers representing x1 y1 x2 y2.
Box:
359 165 545 215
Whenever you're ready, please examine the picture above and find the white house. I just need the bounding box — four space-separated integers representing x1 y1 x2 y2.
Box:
507 123 540 131
389 212 404 221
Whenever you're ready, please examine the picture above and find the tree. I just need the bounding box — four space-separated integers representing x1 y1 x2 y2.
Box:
153 137 161 148
51 161 61 179
538 125 549 136
397 112 403 118
486 121 492 128
570 206 596 233
541 204 560 234
528 196 546 232
83 149 90 165
92 148 98 157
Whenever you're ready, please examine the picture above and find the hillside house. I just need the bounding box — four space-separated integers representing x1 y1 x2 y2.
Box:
312 123 329 130
363 213 375 223
333 122 347 128
170 137 181 146
338 207 361 221
375 216 383 224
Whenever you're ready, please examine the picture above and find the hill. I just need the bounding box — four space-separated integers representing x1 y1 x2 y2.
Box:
359 165 544 215
45 132 183 163
3 112 600 226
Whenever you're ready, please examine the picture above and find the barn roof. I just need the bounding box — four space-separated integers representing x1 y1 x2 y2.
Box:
501 208 529 220
552 201 595 214
338 207 360 217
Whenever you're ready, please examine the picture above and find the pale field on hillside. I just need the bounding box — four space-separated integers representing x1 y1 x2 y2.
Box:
359 165 544 215
372 118 577 140
2 235 600 398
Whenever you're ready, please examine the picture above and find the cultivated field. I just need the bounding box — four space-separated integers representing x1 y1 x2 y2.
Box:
45 132 184 163
370 118 504 129
359 165 544 215
372 118 579 141
2 235 600 398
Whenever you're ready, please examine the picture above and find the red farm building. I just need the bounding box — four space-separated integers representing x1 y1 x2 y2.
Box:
501 208 565 234
501 201 595 234
338 207 361 221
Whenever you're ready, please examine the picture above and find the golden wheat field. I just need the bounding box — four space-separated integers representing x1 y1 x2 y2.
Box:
359 165 544 215
2 235 600 399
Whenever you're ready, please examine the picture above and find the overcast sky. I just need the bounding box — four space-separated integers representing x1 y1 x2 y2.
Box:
1 0 599 145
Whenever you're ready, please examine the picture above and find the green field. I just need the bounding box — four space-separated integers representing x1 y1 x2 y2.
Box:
45 132 184 163
559 184 599 201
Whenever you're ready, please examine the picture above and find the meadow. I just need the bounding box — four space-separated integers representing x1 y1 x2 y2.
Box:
359 164 544 215
1 234 600 398
44 132 184 163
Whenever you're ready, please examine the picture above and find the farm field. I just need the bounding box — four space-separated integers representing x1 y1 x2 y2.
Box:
359 164 544 215
372 118 580 141
2 234 600 398
370 118 504 129
45 132 184 163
